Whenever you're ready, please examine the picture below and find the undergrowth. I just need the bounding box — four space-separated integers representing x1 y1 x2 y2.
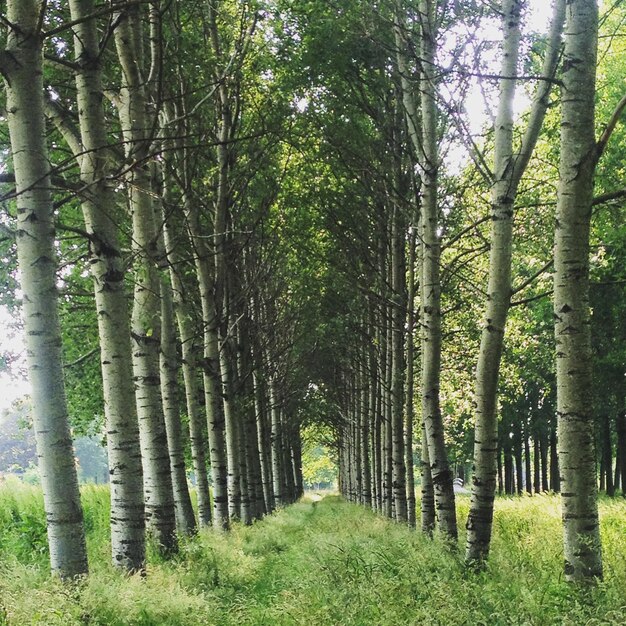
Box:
0 478 625 625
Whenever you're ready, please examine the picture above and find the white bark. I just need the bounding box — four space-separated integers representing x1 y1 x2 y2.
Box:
554 0 602 582
4 0 88 578
113 4 176 553
466 0 565 565
69 0 145 571
184 193 230 529
162 196 213 528
160 272 197 535
417 0 457 540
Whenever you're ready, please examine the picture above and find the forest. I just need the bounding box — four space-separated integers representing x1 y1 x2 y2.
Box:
0 0 625 623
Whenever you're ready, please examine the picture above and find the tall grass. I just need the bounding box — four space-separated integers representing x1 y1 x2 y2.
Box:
0 479 625 625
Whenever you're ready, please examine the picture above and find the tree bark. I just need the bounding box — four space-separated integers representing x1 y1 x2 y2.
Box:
68 0 145 571
159 271 197 535
113 4 177 554
553 0 602 581
466 0 565 564
405 224 417 528
391 204 408 522
418 0 457 540
4 0 88 578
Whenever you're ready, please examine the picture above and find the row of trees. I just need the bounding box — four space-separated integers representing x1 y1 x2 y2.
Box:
327 0 624 584
0 0 624 586
1 0 314 577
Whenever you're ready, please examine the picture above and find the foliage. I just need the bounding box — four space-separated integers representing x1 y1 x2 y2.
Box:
1 486 626 624
301 445 337 488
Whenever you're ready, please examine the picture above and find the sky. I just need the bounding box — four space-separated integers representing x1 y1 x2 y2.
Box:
0 305 29 413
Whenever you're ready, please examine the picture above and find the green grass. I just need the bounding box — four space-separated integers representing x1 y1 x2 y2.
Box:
1 479 625 625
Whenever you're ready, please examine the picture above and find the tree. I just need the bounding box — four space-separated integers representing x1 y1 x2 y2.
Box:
416 0 457 540
553 0 602 582
466 0 565 566
112 1 177 554
1 0 88 578
67 0 146 570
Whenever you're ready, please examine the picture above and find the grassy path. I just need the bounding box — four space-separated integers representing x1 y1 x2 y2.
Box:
1 489 626 624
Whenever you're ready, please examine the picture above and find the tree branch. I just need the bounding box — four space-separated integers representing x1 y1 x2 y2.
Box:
63 347 99 369
594 91 626 164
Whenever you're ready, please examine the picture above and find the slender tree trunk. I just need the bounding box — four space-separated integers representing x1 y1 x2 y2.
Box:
420 422 436 534
114 7 177 554
395 0 453 537
162 214 212 527
383 320 394 519
602 414 615 496
253 367 275 513
616 409 626 496
391 204 408 522
405 225 417 528
159 274 197 535
524 428 532 495
467 0 522 556
553 0 602 581
68 0 144 570
374 375 383 512
613 442 621 494
270 379 285 506
3 0 88 577
533 437 541 494
184 194 229 529
466 0 565 564
504 440 514 495
514 424 524 495
361 367 372 507
418 0 457 540
550 431 560 492
540 434 549 492
159 107 213 528
221 338 242 520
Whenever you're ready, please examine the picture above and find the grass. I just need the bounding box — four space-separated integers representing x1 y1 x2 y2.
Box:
0 477 625 625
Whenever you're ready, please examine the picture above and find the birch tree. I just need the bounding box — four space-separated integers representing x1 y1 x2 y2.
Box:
397 0 458 540
466 0 565 566
112 1 177 553
67 0 146 571
2 0 88 578
553 0 602 582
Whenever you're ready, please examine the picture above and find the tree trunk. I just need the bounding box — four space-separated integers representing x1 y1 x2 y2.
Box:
184 194 229 529
221 339 242 520
159 274 197 535
4 0 88 577
161 216 212 528
533 437 541 494
616 409 626 496
253 367 275 513
418 0 457 540
391 204 408 522
540 434 549 492
553 0 602 581
602 414 615 496
550 430 560 493
405 224 417 528
114 6 177 554
466 0 565 564
361 367 372 507
524 429 532 495
68 0 144 571
270 379 285 506
420 423 436 534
